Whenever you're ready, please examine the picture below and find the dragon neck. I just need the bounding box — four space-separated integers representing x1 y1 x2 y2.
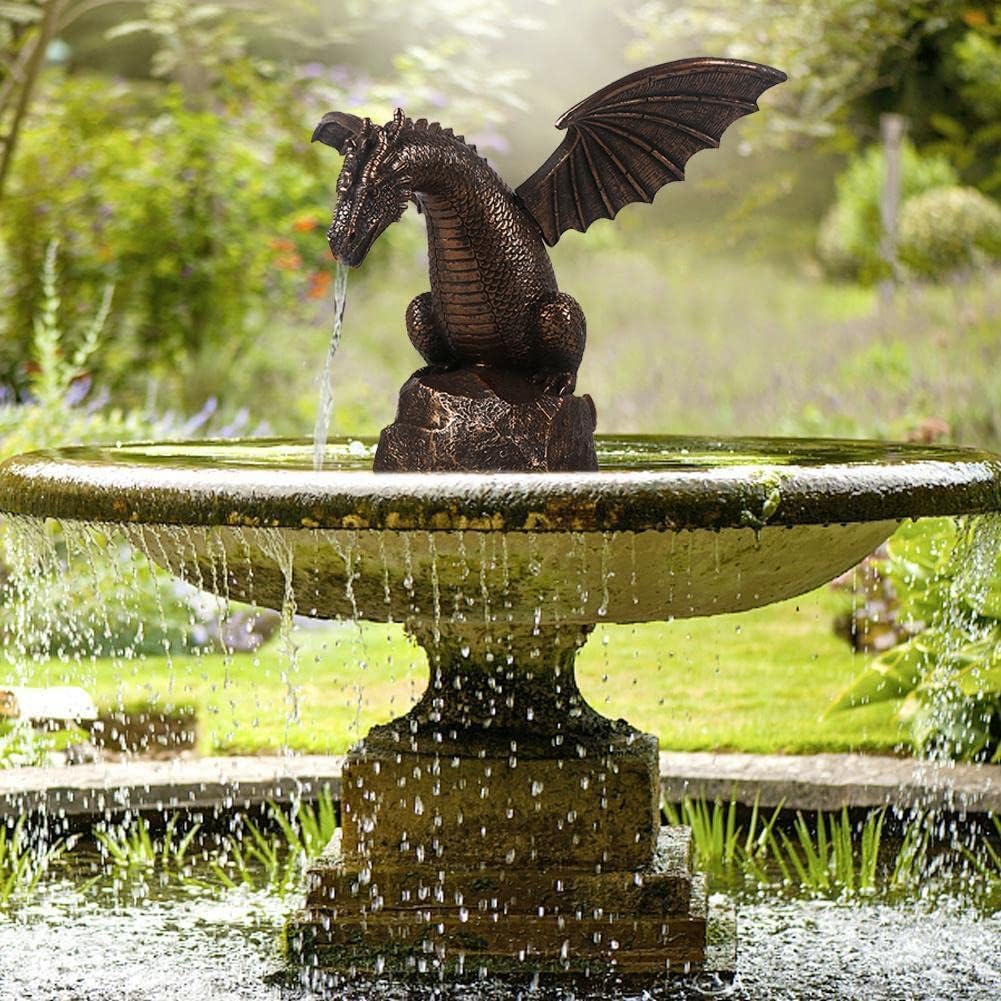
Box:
402 132 508 238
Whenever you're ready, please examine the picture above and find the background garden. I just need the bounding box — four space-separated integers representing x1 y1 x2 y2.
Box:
2 0 1001 768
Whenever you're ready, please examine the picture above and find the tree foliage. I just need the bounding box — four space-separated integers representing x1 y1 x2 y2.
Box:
0 70 327 400
0 0 542 404
627 1 1001 190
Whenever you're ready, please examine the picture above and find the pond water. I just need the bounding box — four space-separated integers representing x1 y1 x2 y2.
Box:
1 875 997 1000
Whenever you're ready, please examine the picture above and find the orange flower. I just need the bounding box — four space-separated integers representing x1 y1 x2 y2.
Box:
274 252 303 271
268 236 296 253
962 8 989 27
307 270 332 299
293 215 320 233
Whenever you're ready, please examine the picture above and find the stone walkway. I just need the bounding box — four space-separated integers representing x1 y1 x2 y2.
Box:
1 751 998 820
659 751 1001 814
0 755 343 820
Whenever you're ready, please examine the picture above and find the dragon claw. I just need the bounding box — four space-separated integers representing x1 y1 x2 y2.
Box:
531 369 577 397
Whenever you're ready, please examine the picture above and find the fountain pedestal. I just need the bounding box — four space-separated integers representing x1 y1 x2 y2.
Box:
289 625 721 984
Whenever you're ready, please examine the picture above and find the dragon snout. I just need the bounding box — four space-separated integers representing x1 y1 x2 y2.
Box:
326 221 370 268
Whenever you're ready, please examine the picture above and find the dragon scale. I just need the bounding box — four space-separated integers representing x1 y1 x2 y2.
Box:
413 144 559 368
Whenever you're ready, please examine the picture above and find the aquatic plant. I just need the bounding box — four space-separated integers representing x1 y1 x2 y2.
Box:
663 795 782 886
667 798 937 899
0 816 72 906
828 517 1001 762
94 813 201 883
959 813 1001 907
888 813 933 894
211 789 336 896
770 808 887 896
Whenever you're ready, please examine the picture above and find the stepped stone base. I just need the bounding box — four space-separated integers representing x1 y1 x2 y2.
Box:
284 623 731 990
287 827 728 985
339 725 661 871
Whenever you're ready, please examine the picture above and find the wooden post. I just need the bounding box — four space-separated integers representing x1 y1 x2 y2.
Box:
879 112 907 307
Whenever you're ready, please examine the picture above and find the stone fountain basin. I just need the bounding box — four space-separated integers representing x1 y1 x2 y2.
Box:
1 435 999 625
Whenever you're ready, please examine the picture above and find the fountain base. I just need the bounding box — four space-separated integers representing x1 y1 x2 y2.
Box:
289 826 726 984
286 624 721 986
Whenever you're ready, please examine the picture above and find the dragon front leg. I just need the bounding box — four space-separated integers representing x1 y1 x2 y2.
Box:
406 292 456 368
530 292 586 396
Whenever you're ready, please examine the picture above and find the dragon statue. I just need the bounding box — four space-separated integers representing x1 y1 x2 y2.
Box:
314 57 785 470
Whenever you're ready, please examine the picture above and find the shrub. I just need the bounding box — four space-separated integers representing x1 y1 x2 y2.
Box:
828 517 1001 762
0 241 154 462
816 142 958 283
897 186 1001 279
0 69 328 408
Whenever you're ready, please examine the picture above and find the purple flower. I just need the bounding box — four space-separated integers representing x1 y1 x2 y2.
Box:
182 396 218 435
64 375 91 408
85 386 109 414
217 408 249 438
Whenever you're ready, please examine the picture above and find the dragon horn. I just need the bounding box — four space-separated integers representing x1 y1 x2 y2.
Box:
312 111 365 152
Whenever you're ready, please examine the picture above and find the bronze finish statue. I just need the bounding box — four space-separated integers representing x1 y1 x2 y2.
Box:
313 58 785 471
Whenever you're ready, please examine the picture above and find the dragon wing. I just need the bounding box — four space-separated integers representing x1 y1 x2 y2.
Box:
515 58 786 246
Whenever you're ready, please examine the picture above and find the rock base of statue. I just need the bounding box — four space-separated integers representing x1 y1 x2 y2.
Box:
373 366 598 472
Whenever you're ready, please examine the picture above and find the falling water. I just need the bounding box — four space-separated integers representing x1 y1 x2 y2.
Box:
312 262 350 471
3 501 1001 997
919 512 1001 762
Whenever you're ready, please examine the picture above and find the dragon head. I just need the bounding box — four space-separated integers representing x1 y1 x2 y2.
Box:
312 109 413 267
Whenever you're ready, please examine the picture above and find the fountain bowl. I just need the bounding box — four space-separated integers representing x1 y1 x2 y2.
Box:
1 434 999 626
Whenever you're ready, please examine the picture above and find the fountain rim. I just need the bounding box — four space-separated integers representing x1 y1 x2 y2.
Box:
0 434 999 533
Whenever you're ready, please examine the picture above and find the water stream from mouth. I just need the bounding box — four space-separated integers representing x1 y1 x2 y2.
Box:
312 263 350 471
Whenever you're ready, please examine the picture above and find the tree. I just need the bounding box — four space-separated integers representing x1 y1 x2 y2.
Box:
0 2 134 201
0 0 544 402
627 1 1001 190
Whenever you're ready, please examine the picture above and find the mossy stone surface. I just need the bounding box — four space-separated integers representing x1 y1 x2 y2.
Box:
1 435 998 532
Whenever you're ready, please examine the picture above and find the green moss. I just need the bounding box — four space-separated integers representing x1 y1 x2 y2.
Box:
2 435 999 532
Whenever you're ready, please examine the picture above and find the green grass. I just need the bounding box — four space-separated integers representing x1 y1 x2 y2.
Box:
579 587 905 755
229 215 1001 454
9 586 905 757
